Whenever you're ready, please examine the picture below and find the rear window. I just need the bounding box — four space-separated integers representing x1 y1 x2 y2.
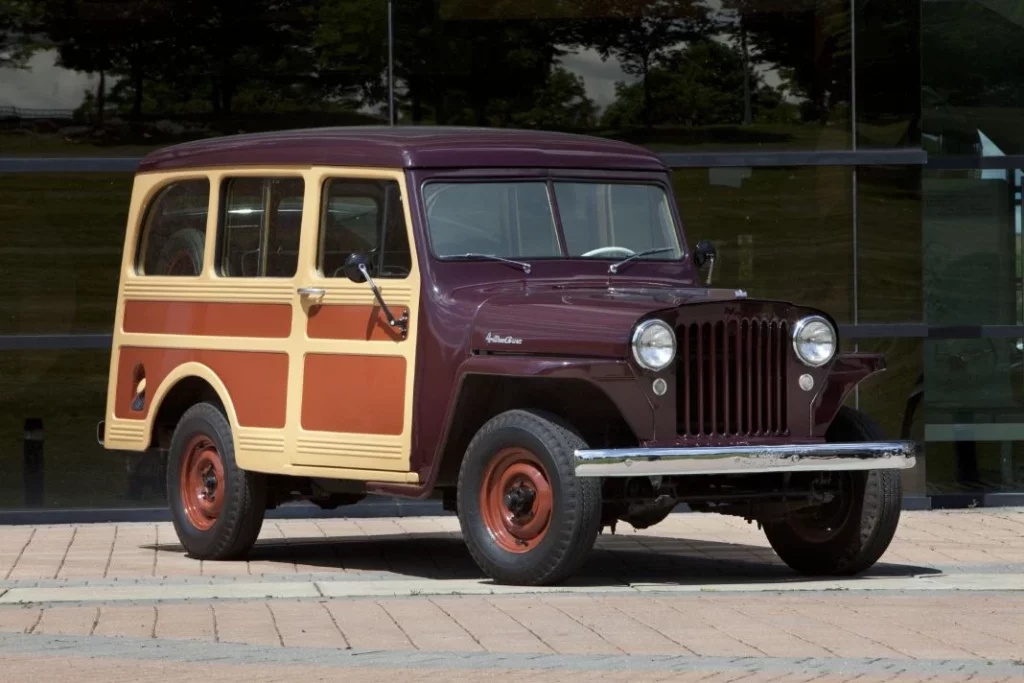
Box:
136 179 210 276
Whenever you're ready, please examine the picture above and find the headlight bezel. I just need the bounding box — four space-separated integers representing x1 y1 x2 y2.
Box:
631 318 677 372
791 314 837 368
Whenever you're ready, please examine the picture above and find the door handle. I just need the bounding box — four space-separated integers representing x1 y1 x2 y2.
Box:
297 287 326 297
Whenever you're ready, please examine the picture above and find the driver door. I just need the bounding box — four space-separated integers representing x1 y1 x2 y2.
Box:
289 168 420 478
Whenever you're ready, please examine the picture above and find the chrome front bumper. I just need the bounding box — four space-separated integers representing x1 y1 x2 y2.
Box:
574 441 917 478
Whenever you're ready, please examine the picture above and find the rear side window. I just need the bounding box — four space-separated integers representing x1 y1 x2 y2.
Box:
218 177 304 277
136 179 210 276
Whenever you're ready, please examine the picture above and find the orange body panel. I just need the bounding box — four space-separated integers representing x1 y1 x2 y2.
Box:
115 347 288 428
306 304 408 342
301 354 406 434
123 301 292 338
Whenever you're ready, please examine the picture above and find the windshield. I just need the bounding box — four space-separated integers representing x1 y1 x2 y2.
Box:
423 180 682 262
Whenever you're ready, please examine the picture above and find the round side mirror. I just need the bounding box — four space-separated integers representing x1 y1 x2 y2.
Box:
343 252 371 283
693 239 717 268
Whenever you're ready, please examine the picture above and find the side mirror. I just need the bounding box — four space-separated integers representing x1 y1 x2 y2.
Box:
342 252 409 339
342 252 371 283
693 239 717 286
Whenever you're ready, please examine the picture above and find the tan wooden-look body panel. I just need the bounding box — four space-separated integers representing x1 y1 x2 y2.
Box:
103 166 421 484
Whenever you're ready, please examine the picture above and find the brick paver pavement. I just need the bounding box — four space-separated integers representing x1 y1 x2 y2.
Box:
1 508 1022 681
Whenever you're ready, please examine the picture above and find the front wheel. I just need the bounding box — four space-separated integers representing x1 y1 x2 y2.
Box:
457 409 602 586
763 407 903 576
167 402 266 560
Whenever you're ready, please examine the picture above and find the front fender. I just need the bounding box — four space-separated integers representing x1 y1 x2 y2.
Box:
812 353 886 436
366 354 663 499
448 354 659 442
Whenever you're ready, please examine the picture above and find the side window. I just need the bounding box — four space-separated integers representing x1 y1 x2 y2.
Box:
320 178 412 279
218 177 304 277
137 179 210 276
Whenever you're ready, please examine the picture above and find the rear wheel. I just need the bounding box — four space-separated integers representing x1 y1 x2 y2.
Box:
167 402 266 560
457 409 601 586
763 406 903 576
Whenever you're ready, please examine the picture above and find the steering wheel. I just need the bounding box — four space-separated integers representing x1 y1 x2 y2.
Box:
581 245 635 258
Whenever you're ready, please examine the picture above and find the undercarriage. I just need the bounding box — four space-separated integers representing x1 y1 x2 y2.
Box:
600 470 848 531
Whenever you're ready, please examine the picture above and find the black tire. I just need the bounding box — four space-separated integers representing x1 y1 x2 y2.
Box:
154 227 205 275
763 406 903 576
457 409 602 586
167 402 266 560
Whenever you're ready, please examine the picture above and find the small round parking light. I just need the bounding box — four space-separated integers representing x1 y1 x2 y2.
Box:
798 373 815 392
632 319 676 371
652 378 668 396
792 316 836 368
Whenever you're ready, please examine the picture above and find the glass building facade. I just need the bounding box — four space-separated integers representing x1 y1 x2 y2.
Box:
0 0 1021 511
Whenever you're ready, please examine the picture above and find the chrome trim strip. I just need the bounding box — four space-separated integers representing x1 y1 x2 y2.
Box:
574 441 916 478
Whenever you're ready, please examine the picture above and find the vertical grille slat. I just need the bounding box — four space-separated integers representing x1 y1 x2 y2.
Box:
678 316 789 438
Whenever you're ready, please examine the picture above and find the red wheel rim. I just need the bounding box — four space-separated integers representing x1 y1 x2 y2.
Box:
479 447 553 553
180 434 225 531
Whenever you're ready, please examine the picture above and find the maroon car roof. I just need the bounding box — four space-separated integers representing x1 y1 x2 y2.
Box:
136 126 667 173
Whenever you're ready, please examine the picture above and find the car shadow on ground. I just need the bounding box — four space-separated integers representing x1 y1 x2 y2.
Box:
149 532 941 586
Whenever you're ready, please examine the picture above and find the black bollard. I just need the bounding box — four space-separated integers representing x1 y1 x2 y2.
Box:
23 418 44 507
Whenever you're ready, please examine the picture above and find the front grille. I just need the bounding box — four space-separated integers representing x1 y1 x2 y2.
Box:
678 319 789 437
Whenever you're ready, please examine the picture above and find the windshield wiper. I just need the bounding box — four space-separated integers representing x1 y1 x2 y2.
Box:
608 247 677 274
447 253 532 274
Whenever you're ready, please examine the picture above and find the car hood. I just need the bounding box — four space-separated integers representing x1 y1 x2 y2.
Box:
469 284 752 357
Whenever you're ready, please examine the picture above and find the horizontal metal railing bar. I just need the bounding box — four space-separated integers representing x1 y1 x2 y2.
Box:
4 324 1024 352
0 157 144 173
2 148 929 173
661 148 928 168
841 324 1024 339
926 155 1024 170
0 334 114 350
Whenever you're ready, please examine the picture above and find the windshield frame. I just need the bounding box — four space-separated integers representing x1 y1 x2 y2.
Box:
418 172 687 266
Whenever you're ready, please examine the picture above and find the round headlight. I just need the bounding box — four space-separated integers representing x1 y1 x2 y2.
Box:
632 319 676 371
792 315 836 367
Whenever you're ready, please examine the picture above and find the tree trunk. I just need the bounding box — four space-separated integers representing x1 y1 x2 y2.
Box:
96 70 106 126
740 23 753 126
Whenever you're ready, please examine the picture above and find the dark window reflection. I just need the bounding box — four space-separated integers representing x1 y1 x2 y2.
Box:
673 166 853 321
0 173 132 335
0 0 858 153
396 0 853 150
1 0 389 155
856 166 922 323
0 350 153 509
855 0 920 148
923 0 1024 156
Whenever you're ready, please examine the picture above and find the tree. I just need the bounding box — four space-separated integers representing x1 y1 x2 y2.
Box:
39 0 173 122
511 66 597 130
601 38 785 129
392 0 566 126
312 0 389 111
582 0 715 128
0 0 44 69
722 0 851 125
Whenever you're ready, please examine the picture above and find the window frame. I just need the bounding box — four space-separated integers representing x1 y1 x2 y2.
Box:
215 174 306 279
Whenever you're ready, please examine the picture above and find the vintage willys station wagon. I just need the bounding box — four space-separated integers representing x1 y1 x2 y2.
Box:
99 126 916 585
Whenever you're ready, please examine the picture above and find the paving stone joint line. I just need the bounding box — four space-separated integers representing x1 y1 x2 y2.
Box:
0 632 1021 676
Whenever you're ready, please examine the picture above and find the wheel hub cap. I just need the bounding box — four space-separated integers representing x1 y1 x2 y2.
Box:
480 448 553 553
180 435 225 531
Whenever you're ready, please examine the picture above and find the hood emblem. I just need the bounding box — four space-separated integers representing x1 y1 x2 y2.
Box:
486 332 523 345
